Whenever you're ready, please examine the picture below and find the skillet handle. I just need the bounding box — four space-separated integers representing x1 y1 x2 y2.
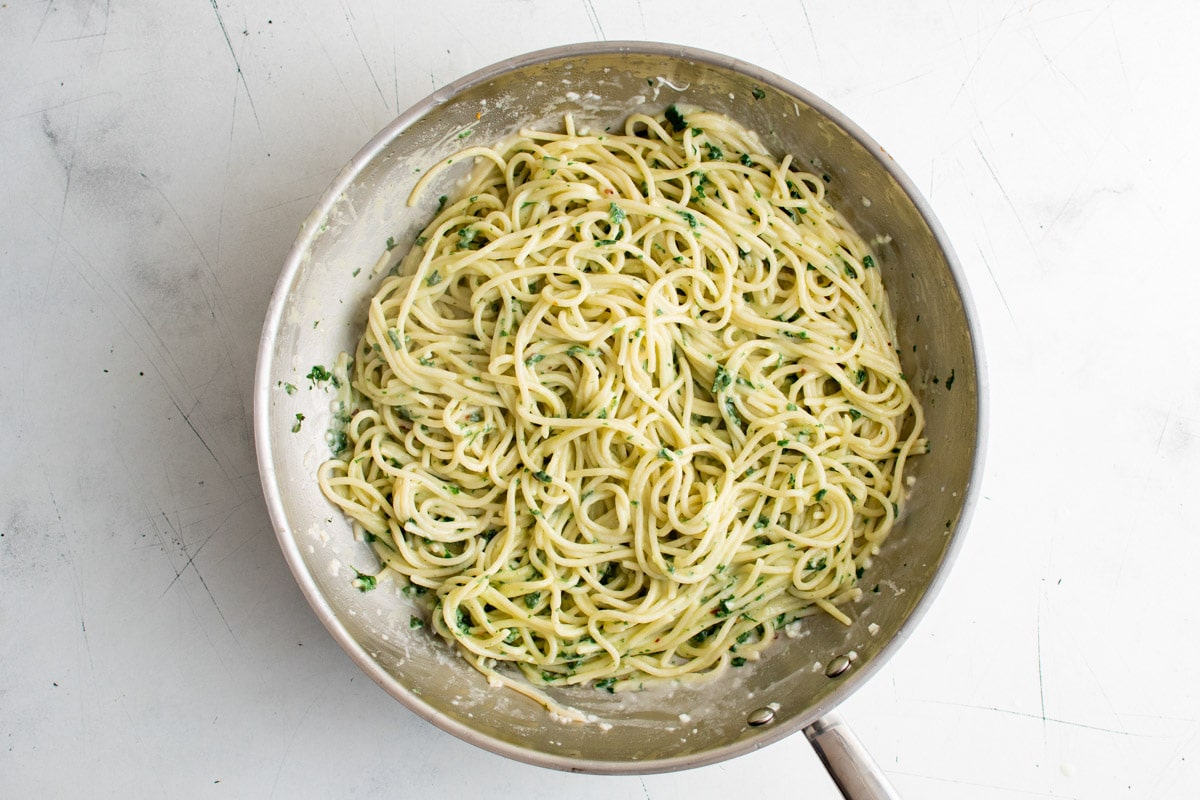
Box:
803 712 901 800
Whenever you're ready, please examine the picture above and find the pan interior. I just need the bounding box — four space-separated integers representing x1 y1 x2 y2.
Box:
258 44 979 773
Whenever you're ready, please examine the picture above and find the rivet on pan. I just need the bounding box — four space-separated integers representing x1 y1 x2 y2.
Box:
825 654 852 678
747 707 776 727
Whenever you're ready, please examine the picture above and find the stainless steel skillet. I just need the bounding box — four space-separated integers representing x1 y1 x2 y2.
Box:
254 42 986 798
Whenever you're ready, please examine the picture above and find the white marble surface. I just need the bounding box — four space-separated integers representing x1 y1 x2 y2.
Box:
3 1 1198 797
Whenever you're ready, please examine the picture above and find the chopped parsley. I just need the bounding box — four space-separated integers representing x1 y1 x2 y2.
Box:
306 364 331 387
455 226 478 250
724 396 744 430
409 615 423 629
676 210 699 228
596 677 617 693
282 382 297 395
664 104 686 131
524 591 540 609
815 488 827 501
351 569 377 592
291 413 305 433
731 656 748 667
862 254 875 268
385 236 397 251
751 87 766 100
712 365 732 393
608 202 626 225
533 470 553 483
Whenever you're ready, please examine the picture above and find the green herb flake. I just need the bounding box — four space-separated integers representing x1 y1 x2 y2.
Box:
524 353 545 366
306 364 331 387
862 254 875 268
291 413 305 433
724 396 744 430
457 129 473 139
456 226 478 251
533 470 553 484
751 87 766 100
351 569 377 592
436 195 448 212
664 104 686 131
676 210 699 228
815 488 827 501
740 153 753 167
596 677 617 693
385 236 397 251
409 615 424 629
731 656 748 667
282 382 297 395
609 202 626 225
946 369 956 391
712 365 732 393
426 269 442 286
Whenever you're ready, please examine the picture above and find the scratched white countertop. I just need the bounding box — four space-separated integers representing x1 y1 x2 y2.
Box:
2 2 1197 798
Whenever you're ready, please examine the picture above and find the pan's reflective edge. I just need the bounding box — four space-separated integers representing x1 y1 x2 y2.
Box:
254 41 988 775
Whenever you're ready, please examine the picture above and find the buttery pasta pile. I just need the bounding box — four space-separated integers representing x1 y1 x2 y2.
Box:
319 106 924 706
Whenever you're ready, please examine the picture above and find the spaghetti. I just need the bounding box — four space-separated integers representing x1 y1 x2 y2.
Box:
318 107 924 705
